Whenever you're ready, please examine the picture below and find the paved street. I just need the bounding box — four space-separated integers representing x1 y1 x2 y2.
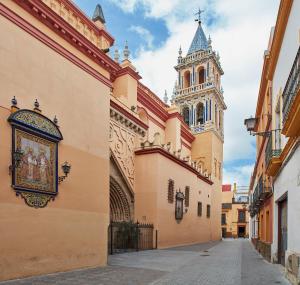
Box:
0 240 289 285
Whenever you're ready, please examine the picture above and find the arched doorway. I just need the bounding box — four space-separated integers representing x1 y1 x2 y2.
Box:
110 176 132 222
109 156 134 222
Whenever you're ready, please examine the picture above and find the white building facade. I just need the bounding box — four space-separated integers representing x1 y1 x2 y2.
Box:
268 0 300 284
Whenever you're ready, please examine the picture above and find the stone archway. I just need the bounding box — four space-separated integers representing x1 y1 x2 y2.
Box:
110 176 132 222
109 156 134 222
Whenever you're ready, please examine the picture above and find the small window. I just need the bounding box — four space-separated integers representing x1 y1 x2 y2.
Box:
221 213 226 225
207 205 211 218
197 202 202 217
185 186 190 207
238 210 246 223
168 179 174 203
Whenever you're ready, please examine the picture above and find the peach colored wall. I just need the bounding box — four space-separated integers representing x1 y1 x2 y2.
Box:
259 196 273 243
165 117 182 153
222 205 249 237
222 191 233 203
0 6 110 281
191 131 223 240
113 72 138 109
135 153 218 248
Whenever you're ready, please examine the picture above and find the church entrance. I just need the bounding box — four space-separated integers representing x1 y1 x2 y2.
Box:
108 157 155 254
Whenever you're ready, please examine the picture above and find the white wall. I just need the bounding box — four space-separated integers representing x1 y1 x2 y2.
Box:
272 0 300 147
271 0 300 261
272 144 300 258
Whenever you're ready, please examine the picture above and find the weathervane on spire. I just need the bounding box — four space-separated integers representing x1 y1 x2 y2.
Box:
195 8 204 24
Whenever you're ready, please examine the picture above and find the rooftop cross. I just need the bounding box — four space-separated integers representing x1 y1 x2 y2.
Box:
195 8 204 24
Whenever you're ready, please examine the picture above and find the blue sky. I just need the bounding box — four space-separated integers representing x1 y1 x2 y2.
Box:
74 0 280 187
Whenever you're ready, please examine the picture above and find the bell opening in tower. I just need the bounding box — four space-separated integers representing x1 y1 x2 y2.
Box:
182 107 190 126
196 103 204 125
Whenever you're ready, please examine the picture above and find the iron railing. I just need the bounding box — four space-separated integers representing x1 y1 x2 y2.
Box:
265 129 282 167
251 175 272 211
108 221 155 254
283 46 300 124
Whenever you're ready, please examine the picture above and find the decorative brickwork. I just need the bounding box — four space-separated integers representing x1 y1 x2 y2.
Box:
185 186 190 207
168 179 174 203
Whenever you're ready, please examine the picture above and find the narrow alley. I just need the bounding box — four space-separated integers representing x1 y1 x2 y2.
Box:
0 240 289 285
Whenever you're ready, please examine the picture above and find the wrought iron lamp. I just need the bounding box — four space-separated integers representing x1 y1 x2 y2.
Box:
9 147 24 174
244 116 279 137
58 161 71 184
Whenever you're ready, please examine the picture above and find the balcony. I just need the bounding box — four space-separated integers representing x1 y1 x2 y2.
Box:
252 175 272 208
265 130 282 176
175 82 214 97
282 46 300 137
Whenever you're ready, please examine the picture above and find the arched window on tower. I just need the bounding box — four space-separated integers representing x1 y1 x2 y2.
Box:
196 103 204 125
182 106 190 126
198 67 205 85
219 110 222 129
183 70 191 88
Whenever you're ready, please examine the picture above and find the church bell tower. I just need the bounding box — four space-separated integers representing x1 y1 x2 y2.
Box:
173 10 226 240
173 9 226 141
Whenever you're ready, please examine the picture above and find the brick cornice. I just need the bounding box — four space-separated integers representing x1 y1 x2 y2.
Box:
135 147 213 185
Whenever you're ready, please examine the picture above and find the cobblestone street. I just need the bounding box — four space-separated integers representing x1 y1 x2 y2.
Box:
0 240 289 285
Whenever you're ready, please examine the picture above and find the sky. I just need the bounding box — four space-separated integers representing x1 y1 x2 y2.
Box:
74 0 280 187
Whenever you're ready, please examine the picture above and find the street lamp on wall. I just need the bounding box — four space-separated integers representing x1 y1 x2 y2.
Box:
244 116 278 137
58 161 71 184
9 147 24 175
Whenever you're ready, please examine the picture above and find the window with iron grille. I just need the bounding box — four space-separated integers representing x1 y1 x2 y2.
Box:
197 202 202 217
207 205 211 218
168 179 174 203
185 186 190 207
238 210 246 223
221 213 226 225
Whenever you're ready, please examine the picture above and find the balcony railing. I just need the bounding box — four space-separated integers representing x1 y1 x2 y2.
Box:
252 175 272 207
265 129 282 168
283 46 300 124
190 124 205 134
177 49 213 65
175 82 214 96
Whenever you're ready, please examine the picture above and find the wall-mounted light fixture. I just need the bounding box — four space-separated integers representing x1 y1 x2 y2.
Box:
9 147 24 175
244 116 279 137
58 161 71 184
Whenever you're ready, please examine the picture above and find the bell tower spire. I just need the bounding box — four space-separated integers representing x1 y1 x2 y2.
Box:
173 9 226 140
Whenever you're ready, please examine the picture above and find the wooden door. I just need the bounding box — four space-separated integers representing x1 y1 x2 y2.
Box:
278 199 288 266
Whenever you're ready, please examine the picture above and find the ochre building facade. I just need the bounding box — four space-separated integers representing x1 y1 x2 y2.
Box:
0 0 225 281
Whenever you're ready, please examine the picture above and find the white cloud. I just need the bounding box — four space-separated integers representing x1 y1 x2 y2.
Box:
223 164 254 187
129 25 154 49
108 0 280 184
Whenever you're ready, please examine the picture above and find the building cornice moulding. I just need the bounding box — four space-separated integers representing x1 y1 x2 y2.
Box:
115 66 142 81
137 88 169 122
135 147 213 185
0 3 113 88
110 100 148 134
11 0 120 76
